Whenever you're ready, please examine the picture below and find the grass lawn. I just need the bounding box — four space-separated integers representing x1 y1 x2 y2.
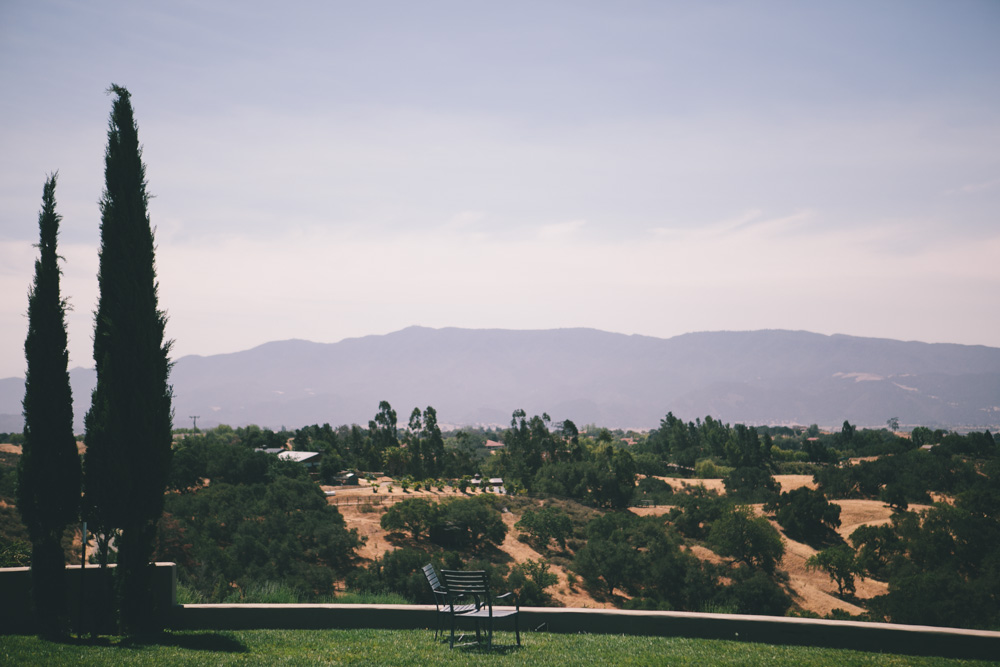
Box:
1 629 997 666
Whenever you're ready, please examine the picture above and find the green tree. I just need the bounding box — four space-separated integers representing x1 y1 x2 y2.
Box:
428 496 506 550
849 523 902 580
83 85 174 634
724 424 771 469
367 401 397 470
807 544 860 596
574 513 644 596
421 406 445 477
160 466 362 602
380 497 437 540
707 505 785 574
17 174 82 637
515 506 573 550
508 559 559 606
766 487 841 544
722 466 779 504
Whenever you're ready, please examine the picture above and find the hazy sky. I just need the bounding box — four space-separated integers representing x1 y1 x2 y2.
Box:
2 1 999 379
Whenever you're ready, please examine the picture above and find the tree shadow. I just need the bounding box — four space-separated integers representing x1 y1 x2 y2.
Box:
120 632 248 653
455 640 524 655
792 528 845 552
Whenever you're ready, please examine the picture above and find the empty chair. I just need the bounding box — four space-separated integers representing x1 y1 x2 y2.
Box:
422 563 475 640
441 569 520 649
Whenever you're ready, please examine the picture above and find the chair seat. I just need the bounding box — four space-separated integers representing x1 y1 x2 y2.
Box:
444 603 478 614
456 607 519 619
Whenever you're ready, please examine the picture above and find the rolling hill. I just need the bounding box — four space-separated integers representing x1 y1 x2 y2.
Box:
1 327 998 432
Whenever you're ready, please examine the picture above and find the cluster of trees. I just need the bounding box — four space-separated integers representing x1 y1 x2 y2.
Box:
351 494 561 606
489 412 638 508
379 496 507 549
571 500 790 615
157 452 361 603
285 406 485 483
806 455 1000 629
814 444 983 509
14 85 173 637
283 407 639 509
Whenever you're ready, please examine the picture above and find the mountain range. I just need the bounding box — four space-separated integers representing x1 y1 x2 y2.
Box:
2 327 999 433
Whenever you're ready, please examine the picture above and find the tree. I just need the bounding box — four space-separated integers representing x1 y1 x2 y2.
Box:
380 497 437 540
17 174 81 637
421 406 445 477
724 424 771 469
428 497 506 550
807 544 860 596
722 466 779 504
707 505 785 574
83 85 174 634
508 559 559 606
515 507 573 551
574 513 644 596
766 487 841 544
367 401 397 470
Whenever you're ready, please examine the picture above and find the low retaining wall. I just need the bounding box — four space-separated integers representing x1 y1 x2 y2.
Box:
0 563 176 634
3 565 998 660
170 603 1000 661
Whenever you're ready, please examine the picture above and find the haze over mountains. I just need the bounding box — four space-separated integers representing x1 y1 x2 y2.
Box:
2 327 999 433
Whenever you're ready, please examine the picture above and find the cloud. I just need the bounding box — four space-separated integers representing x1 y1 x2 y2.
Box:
2 204 999 380
536 219 586 241
947 178 1000 195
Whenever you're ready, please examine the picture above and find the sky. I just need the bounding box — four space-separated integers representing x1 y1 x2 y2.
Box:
1 1 999 379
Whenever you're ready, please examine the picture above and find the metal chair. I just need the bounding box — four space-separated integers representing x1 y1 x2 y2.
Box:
422 563 475 640
441 569 520 649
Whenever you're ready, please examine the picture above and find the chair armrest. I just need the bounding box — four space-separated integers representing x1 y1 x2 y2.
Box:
495 591 519 611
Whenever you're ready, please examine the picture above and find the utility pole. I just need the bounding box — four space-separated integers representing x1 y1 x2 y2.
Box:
189 415 200 432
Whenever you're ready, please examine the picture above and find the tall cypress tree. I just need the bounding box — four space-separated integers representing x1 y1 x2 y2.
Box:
83 85 173 634
17 173 82 637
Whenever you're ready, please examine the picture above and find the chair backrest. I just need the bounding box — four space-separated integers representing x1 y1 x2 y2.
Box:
423 564 443 591
441 569 491 605
423 564 448 606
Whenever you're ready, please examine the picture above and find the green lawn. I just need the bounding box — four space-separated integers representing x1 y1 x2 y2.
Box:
1 629 996 666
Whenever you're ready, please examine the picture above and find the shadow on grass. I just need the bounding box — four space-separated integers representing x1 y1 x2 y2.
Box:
127 632 248 653
455 643 523 656
57 632 248 653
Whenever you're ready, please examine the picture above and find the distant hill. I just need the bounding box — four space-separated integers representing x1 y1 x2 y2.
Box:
1 327 999 432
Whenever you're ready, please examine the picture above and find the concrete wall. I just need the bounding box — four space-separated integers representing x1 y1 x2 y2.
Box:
168 603 1000 661
0 563 176 634
3 564 998 660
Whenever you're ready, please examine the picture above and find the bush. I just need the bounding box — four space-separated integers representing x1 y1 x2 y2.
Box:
721 569 791 616
508 559 559 606
695 459 731 479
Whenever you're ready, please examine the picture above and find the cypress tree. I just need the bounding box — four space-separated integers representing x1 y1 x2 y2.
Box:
17 173 82 638
83 85 173 634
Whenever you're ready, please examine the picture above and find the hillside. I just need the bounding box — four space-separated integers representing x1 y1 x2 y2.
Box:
2 327 999 433
325 476 900 618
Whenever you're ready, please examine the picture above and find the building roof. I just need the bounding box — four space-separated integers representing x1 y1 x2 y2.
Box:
277 451 321 463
